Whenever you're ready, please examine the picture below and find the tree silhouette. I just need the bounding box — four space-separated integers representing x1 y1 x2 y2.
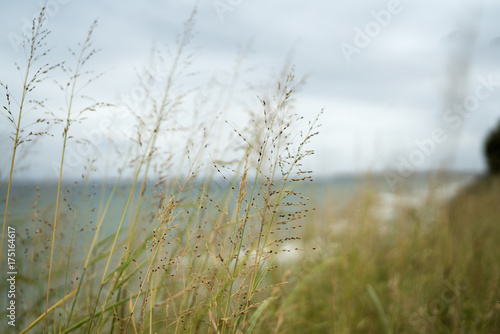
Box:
485 119 500 175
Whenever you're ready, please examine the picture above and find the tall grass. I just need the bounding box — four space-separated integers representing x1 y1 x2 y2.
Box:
1 6 56 275
2 5 500 334
44 19 103 333
1 5 321 333
257 174 500 333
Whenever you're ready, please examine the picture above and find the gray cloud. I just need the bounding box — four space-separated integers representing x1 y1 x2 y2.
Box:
1 0 498 180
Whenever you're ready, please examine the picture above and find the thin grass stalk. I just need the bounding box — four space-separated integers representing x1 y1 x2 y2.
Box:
221 85 284 330
58 174 90 334
1 7 47 272
86 129 160 332
85 161 147 333
21 288 79 334
251 110 321 293
246 84 292 293
91 8 198 331
63 287 155 333
125 6 197 252
65 160 127 327
43 25 95 332
122 164 201 332
84 12 197 328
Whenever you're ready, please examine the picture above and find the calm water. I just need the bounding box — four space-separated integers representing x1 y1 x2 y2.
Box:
1 171 477 236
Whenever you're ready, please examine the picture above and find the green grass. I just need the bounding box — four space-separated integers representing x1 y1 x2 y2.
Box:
256 175 500 333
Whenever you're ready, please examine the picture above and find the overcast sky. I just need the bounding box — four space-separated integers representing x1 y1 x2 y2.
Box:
1 0 499 181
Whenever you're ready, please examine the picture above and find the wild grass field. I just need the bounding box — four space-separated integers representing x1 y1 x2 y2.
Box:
1 5 500 334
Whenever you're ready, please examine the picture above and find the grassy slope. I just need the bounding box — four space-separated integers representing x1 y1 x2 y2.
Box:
258 175 500 334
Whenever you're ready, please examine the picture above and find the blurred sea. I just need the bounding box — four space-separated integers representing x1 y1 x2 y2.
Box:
1 171 478 231
0 171 479 294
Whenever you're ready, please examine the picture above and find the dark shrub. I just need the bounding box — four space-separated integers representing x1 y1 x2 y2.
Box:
485 119 500 175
